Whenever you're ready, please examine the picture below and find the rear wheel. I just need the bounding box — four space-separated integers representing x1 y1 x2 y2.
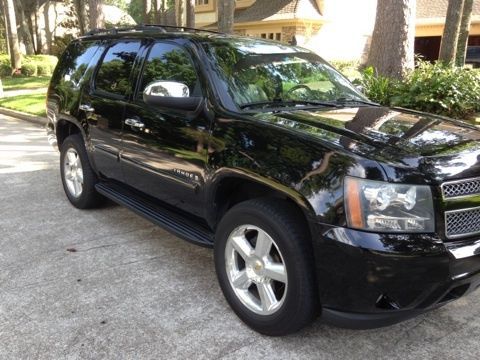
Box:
60 134 103 209
214 198 319 336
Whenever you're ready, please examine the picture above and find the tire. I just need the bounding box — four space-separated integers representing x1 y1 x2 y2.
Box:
60 134 103 209
214 198 319 336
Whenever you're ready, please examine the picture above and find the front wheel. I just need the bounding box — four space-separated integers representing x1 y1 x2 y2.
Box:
214 198 319 336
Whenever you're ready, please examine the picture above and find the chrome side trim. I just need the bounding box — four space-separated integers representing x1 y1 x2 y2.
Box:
452 272 470 280
446 239 480 259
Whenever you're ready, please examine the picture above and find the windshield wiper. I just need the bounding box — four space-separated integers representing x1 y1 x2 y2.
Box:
240 99 340 110
334 97 379 107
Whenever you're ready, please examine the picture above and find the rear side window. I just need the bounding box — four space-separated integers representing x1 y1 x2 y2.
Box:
95 41 141 97
52 41 102 88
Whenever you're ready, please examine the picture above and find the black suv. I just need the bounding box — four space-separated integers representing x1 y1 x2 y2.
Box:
47 25 480 335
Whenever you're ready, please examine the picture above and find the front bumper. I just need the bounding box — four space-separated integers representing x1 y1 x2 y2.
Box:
313 225 480 329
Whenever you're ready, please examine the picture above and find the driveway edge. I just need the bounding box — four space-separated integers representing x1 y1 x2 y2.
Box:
0 107 47 126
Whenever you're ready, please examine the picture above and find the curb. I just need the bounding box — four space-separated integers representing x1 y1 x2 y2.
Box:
0 107 47 126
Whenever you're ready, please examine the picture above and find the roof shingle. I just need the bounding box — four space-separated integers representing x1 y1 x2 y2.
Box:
233 0 322 23
417 0 480 19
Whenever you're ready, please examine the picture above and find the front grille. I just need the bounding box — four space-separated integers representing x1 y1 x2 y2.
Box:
442 178 480 198
445 207 480 239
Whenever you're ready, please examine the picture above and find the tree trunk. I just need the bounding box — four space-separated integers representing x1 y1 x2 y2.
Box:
143 0 152 24
366 0 416 79
186 0 195 27
73 0 88 35
43 0 53 54
218 0 235 34
439 0 465 64
88 0 104 30
26 7 37 54
32 0 43 54
16 3 34 55
154 0 161 23
455 0 474 66
0 1 10 55
4 0 22 71
175 0 185 27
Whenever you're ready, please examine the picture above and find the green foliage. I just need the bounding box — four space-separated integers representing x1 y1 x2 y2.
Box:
0 64 11 77
0 93 46 117
128 0 143 23
1 76 50 91
0 54 11 76
104 0 128 11
392 61 480 119
141 48 197 92
330 60 362 82
37 63 51 76
359 61 480 120
0 54 58 78
356 66 396 106
21 63 37 77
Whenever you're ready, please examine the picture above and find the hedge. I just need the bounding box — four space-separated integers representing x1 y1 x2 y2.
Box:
0 54 58 77
357 61 480 120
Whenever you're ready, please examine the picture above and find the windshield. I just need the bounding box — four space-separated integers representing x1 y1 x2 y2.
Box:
203 38 367 109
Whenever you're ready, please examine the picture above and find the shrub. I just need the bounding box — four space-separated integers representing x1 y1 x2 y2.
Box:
25 55 58 74
0 55 11 76
393 61 480 119
359 61 480 120
330 59 362 82
37 62 51 76
357 66 397 106
21 63 37 77
0 63 11 77
0 54 58 77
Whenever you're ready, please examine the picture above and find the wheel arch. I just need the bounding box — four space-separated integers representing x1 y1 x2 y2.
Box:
55 117 89 149
206 171 317 239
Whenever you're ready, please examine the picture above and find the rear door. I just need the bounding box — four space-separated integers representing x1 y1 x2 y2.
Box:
81 39 143 180
120 41 210 217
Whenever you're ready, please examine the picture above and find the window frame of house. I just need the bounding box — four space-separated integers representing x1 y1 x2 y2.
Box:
195 0 215 13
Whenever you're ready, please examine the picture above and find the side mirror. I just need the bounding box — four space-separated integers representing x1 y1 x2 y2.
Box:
143 80 202 111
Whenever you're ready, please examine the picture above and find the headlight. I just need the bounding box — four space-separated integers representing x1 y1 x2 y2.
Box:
344 177 434 233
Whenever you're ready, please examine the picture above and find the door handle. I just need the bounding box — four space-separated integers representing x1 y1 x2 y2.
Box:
125 118 145 129
79 104 95 112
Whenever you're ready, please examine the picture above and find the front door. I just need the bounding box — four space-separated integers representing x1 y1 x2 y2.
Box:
82 40 142 180
121 41 210 217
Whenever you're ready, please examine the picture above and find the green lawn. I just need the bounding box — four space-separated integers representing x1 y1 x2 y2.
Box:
0 93 46 116
0 76 50 91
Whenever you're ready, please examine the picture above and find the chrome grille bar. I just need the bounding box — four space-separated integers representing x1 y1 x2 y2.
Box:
442 178 480 199
445 206 480 239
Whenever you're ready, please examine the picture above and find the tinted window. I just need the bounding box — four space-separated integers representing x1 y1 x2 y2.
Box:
138 43 199 98
203 38 366 107
96 41 141 96
52 41 102 87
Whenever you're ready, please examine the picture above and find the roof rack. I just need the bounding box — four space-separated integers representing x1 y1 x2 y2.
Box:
84 24 222 37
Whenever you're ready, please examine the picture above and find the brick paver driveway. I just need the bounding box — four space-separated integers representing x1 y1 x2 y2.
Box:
1 114 479 359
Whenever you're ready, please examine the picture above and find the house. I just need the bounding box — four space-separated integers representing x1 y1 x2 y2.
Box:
415 0 480 64
196 0 480 64
197 0 324 44
197 0 377 61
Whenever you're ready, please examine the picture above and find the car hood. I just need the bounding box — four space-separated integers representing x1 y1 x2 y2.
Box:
253 106 480 183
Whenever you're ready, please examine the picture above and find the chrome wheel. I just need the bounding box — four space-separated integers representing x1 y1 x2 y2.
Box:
63 148 83 198
225 224 288 316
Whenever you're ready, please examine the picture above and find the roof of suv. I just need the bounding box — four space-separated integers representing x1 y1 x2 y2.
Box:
80 25 224 40
78 24 297 50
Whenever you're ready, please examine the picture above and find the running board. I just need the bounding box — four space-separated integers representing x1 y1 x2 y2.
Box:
95 182 214 247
